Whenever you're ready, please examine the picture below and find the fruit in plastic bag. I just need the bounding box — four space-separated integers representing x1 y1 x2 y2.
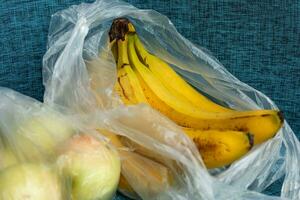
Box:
118 175 139 199
40 1 300 198
101 129 173 198
126 31 282 144
13 109 74 160
0 148 17 170
120 151 172 198
0 163 63 200
184 129 253 168
120 129 253 169
109 18 283 168
133 33 233 113
57 134 121 200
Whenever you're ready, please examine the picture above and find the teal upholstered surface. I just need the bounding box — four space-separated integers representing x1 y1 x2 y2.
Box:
0 0 299 198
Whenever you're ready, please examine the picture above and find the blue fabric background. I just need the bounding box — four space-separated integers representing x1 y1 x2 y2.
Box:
0 0 299 198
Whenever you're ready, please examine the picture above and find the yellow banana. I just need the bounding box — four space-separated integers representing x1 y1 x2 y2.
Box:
184 129 253 168
118 175 139 199
114 67 135 105
114 35 147 105
100 129 172 197
119 136 174 167
133 34 232 113
126 33 282 145
113 36 254 169
120 150 172 198
108 18 283 171
120 129 252 169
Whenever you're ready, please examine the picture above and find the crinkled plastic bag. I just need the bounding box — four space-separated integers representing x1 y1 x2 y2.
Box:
0 88 71 200
0 87 121 200
42 0 300 199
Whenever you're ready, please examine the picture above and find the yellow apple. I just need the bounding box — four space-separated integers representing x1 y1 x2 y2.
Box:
14 109 74 161
0 149 18 170
0 163 64 200
58 134 121 200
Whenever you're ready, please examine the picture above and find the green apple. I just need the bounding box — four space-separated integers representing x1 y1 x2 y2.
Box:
0 163 64 200
58 134 121 200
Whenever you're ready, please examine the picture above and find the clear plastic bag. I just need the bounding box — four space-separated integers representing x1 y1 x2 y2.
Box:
42 0 300 199
0 88 71 200
0 87 121 200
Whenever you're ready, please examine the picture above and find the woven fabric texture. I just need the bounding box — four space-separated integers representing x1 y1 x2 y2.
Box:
0 0 299 198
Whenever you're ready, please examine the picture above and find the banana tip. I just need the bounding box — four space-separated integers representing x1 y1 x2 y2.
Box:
246 133 254 149
277 111 284 124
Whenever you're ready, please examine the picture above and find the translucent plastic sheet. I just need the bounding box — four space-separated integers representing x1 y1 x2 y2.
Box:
42 0 300 199
0 88 71 200
0 87 121 200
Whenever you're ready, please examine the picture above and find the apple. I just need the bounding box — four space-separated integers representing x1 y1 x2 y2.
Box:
58 134 121 200
0 163 64 200
0 149 18 170
13 110 74 161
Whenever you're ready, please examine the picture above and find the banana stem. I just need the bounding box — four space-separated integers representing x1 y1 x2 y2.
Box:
109 18 136 41
117 35 130 69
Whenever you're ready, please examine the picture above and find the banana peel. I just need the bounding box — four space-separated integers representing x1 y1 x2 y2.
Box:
99 129 173 198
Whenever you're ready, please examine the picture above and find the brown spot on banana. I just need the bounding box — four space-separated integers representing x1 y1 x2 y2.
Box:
184 129 253 168
117 77 130 101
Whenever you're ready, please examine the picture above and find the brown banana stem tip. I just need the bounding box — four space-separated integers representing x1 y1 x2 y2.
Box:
247 133 254 149
278 111 284 123
109 18 131 42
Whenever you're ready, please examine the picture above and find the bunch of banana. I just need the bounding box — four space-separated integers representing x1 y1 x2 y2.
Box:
108 18 283 169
